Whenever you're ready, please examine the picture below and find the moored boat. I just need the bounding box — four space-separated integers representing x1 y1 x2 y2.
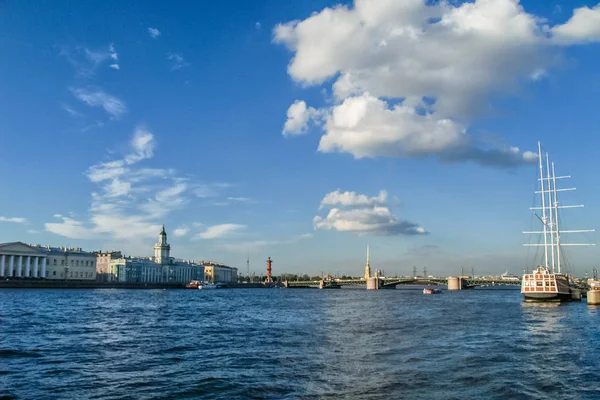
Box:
521 266 571 302
185 280 200 289
521 142 595 302
423 288 441 294
198 282 220 290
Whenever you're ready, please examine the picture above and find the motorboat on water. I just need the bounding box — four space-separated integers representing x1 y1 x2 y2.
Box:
423 288 441 294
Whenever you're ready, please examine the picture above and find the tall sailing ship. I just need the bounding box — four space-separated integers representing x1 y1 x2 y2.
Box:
521 142 595 302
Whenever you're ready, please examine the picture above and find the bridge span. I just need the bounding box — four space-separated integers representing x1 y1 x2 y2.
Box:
285 277 521 289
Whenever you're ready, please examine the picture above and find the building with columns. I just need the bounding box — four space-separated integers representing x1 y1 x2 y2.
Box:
0 242 97 280
0 242 48 279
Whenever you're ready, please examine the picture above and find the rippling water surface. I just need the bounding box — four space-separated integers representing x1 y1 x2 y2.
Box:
1 288 600 399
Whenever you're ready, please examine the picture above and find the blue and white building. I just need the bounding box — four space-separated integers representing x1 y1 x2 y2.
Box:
108 226 204 284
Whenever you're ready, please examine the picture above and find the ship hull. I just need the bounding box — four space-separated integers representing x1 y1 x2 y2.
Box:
523 292 572 302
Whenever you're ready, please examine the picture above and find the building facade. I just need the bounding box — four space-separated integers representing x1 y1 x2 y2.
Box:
0 242 48 278
202 263 238 283
107 226 204 284
0 242 96 280
94 251 123 282
41 246 97 280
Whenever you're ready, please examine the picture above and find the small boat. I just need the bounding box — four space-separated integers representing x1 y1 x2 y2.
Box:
423 288 441 294
185 280 200 289
319 280 341 289
198 282 221 290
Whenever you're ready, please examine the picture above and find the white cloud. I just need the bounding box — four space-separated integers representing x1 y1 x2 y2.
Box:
227 197 254 203
27 230 40 234
320 189 387 208
108 43 120 70
105 179 131 197
45 126 190 242
282 100 322 136
148 27 161 39
71 87 127 119
60 44 120 76
255 22 262 30
552 3 600 44
60 103 83 118
315 189 426 236
273 0 600 167
126 126 155 164
167 53 190 71
0 217 27 223
195 224 246 240
193 183 232 198
46 216 98 239
173 225 190 237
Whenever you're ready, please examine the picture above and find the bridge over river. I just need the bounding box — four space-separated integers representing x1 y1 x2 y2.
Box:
286 277 521 289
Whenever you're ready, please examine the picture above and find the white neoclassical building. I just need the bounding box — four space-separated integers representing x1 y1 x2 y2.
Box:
0 242 97 280
0 242 48 278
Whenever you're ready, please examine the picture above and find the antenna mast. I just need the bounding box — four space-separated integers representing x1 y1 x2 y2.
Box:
247 251 250 282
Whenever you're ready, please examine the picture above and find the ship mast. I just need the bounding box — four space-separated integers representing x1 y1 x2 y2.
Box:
546 153 555 272
537 142 549 269
552 162 561 273
524 142 596 274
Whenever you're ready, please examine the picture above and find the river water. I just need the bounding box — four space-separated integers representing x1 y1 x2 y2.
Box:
1 288 599 399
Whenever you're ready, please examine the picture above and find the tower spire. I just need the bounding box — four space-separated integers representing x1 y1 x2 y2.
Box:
364 245 371 279
154 224 171 264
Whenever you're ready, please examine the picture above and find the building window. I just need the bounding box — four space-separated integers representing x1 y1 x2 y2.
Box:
61 260 65 266
71 260 74 266
91 261 94 267
76 260 79 267
53 259 57 265
70 272 73 277
53 271 56 276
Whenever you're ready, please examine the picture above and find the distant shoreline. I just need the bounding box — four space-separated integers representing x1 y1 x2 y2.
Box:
0 280 278 290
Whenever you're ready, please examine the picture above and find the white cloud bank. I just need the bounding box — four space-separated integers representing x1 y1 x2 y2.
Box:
45 126 193 242
314 189 426 236
275 0 600 167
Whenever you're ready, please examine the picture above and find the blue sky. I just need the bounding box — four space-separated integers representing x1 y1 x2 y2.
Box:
1 0 600 277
